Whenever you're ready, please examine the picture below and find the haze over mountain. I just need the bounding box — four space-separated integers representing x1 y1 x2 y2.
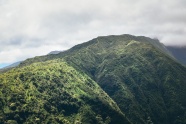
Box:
1 61 21 69
1 34 186 124
47 51 63 55
166 46 186 66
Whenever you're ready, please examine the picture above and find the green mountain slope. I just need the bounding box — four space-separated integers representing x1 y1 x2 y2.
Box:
1 34 186 124
0 59 130 124
60 35 186 124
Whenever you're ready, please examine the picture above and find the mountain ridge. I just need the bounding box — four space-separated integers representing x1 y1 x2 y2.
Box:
19 34 174 67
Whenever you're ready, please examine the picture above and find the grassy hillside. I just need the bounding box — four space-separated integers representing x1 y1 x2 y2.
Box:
0 59 130 124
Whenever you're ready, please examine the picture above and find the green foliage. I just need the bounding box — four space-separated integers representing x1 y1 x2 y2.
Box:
0 59 130 124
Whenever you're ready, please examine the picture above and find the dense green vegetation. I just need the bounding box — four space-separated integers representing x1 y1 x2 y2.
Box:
0 59 130 124
1 34 186 124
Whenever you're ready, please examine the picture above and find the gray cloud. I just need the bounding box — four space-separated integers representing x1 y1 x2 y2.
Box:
0 0 186 63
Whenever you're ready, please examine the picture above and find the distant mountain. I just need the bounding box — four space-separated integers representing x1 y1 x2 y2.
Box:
2 61 21 69
47 50 62 55
166 46 186 66
0 51 62 71
0 61 22 73
1 34 186 124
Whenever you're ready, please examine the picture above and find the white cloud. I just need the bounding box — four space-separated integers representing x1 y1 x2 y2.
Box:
0 0 186 63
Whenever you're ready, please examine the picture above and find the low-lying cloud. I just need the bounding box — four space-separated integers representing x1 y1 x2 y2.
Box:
0 0 186 63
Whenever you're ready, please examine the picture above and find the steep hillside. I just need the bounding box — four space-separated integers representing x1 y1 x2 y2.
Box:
1 34 186 124
0 59 130 124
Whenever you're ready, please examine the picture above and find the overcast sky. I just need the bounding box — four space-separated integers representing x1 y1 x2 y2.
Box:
0 0 186 66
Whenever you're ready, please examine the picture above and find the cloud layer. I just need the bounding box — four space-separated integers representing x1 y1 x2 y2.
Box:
0 0 186 63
